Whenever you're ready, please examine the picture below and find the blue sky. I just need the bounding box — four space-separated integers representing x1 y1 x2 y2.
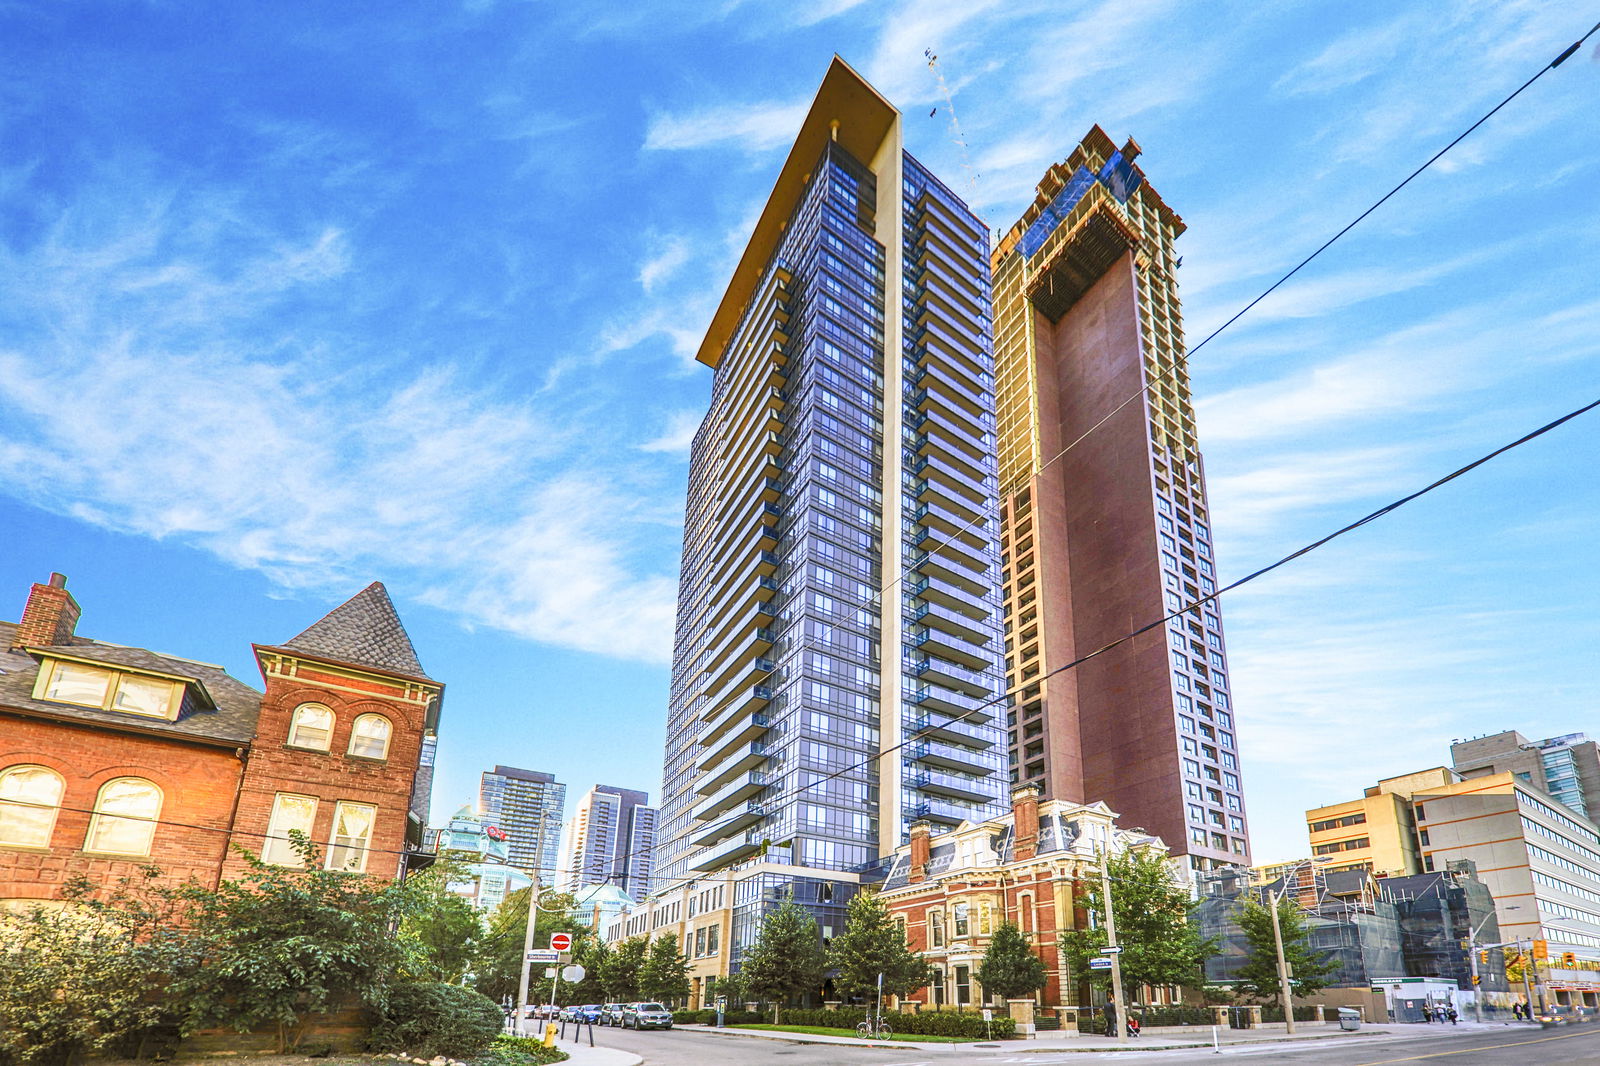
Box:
2 1 1596 866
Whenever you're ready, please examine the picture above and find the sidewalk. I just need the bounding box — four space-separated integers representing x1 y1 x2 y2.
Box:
511 1020 642 1066
691 1018 1536 1053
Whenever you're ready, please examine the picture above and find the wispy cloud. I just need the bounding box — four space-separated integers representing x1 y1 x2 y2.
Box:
639 235 691 293
643 98 809 153
0 170 679 663
638 408 705 454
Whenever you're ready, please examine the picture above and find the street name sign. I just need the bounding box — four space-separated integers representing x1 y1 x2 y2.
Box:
1089 957 1114 970
525 949 561 963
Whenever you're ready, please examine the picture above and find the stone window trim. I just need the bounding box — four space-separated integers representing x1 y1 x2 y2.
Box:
84 776 163 857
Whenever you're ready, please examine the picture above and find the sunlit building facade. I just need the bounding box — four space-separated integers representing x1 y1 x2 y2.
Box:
656 59 1008 960
991 128 1249 872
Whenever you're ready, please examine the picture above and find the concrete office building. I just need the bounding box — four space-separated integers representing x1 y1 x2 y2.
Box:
559 784 657 900
1453 730 1600 821
479 765 565 883
1308 768 1600 1007
655 57 1008 946
990 127 1249 871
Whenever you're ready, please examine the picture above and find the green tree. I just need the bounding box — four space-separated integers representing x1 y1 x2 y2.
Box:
827 890 934 1003
598 935 649 1002
1061 847 1215 994
741 893 826 1023
1232 895 1338 1006
563 932 609 1005
708 971 748 1007
172 834 412 1052
0 871 189 1065
472 885 585 1003
640 933 692 1004
976 920 1048 1002
396 862 485 983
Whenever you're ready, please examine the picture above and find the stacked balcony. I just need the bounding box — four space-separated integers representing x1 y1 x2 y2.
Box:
696 712 772 773
906 796 982 827
908 768 995 804
692 768 769 822
689 827 766 871
688 801 766 847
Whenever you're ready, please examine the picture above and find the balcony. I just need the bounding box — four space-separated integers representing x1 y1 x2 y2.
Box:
909 739 1005 775
911 425 987 481
911 549 987 596
912 529 990 579
909 460 990 510
910 714 996 749
912 657 996 699
689 828 766 871
693 770 770 822
907 359 986 419
909 768 996 804
911 600 990 644
909 388 985 442
908 681 994 722
907 796 984 827
696 738 772 793
910 627 992 671
696 713 771 772
701 622 774 692
913 501 988 548
688 802 766 847
703 655 777 720
908 576 992 621
699 682 773 730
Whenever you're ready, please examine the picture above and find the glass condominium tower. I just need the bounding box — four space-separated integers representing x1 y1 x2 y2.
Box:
991 127 1249 872
657 59 1008 932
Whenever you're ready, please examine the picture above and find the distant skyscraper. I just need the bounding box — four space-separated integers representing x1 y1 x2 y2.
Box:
656 57 1008 944
990 127 1250 872
560 784 657 899
479 765 565 883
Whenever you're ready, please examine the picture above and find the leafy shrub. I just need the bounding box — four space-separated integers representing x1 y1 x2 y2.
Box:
774 1007 1014 1039
671 1008 765 1026
368 982 504 1058
478 1034 570 1064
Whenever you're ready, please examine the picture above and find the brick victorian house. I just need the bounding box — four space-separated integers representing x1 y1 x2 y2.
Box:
0 573 441 905
878 786 1171 1022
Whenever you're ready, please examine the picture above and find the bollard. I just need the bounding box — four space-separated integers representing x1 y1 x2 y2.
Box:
1212 1025 1220 1054
587 1019 594 1048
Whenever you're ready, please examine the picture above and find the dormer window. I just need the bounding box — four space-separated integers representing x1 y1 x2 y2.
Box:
287 703 334 751
35 659 182 721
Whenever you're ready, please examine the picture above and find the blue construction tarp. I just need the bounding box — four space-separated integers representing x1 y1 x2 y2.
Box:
1020 152 1143 260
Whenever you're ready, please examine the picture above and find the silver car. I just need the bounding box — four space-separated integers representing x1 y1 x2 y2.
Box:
621 1002 674 1030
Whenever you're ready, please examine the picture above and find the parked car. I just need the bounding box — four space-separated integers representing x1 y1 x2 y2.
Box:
621 1002 674 1030
599 1003 626 1026
569 1004 602 1024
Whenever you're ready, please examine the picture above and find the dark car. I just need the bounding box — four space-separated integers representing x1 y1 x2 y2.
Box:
621 1002 673 1030
599 1003 626 1026
570 1004 602 1024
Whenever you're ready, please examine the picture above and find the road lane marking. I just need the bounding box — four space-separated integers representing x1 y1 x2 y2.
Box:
1350 1027 1600 1064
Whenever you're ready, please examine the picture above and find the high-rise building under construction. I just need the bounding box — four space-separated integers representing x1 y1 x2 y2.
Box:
655 59 1008 942
991 127 1250 872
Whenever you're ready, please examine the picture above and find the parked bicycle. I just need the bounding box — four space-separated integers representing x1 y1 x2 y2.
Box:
856 1015 893 1039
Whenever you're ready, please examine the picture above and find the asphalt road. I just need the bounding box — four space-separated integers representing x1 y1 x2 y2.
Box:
581 1023 1600 1066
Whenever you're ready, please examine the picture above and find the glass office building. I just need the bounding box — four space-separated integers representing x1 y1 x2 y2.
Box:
656 59 1007 958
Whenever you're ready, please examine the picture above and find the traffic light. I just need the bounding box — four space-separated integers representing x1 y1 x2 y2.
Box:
1532 939 1549 961
1562 951 1578 968
1479 950 1490 965
1472 975 1481 985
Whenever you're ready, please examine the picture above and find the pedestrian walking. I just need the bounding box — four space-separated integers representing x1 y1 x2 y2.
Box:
1103 1001 1118 1037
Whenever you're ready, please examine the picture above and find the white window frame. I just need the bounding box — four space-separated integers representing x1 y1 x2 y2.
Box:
326 800 376 873
263 792 319 867
288 703 335 752
85 777 162 856
0 764 66 848
347 713 392 760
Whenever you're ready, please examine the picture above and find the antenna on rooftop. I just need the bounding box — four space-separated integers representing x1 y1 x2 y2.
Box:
924 48 980 200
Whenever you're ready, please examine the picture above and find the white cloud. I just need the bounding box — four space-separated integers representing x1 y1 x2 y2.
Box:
0 172 679 664
643 98 810 153
639 235 691 293
638 408 705 454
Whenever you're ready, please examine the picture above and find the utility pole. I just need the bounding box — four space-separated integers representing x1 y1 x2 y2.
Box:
515 809 553 1036
1268 889 1296 1035
1100 850 1127 1044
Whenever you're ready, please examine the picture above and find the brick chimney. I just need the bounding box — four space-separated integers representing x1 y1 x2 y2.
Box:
11 573 81 650
909 821 932 883
1011 785 1042 861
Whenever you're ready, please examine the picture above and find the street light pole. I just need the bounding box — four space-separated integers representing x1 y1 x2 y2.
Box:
1268 888 1296 1035
1466 913 1497 1024
1099 850 1127 1045
515 809 553 1036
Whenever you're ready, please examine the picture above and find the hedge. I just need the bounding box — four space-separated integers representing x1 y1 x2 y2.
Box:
774 1007 1015 1039
671 1008 766 1026
367 982 504 1058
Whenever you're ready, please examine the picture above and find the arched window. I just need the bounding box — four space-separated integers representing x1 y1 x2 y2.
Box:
0 765 65 848
85 777 162 856
347 714 392 760
287 703 334 751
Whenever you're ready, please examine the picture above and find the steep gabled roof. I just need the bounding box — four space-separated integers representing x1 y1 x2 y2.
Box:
281 582 429 679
